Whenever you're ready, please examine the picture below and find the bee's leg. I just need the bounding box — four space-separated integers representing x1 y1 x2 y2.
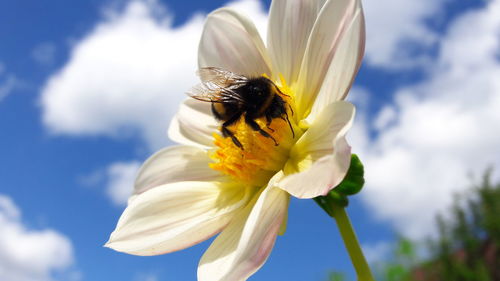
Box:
245 115 278 146
265 114 275 132
221 126 243 149
222 113 243 149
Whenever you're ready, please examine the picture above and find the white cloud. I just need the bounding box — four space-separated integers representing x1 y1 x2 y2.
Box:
0 195 76 281
77 169 105 188
0 63 21 102
32 42 57 65
362 241 391 265
133 272 159 281
363 0 448 68
40 0 199 149
39 0 268 206
352 0 500 238
0 76 20 101
78 161 140 206
40 0 267 150
106 161 141 206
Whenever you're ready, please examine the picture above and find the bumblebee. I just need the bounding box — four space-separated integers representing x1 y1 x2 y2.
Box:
189 67 294 149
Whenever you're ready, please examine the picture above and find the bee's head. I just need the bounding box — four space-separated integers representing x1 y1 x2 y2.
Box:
245 78 272 105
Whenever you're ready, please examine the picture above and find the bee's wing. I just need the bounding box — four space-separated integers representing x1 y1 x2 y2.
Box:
187 83 223 102
188 67 248 103
197 67 248 87
188 84 245 103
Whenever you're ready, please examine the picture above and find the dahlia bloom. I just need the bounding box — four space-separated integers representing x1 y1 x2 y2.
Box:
106 0 365 280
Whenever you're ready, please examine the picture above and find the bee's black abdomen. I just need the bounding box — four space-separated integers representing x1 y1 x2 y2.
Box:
211 103 224 121
212 101 241 121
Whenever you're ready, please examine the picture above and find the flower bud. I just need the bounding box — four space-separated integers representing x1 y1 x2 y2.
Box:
336 154 365 196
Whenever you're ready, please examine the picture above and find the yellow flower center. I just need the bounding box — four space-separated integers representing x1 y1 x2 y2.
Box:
209 77 300 186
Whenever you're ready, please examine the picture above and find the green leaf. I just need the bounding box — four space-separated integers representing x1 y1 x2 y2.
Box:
336 154 365 196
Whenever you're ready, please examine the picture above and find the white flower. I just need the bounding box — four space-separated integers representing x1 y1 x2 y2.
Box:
106 0 365 280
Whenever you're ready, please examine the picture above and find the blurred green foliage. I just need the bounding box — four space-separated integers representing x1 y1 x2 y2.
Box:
423 170 500 281
327 272 346 281
326 170 500 281
379 237 416 281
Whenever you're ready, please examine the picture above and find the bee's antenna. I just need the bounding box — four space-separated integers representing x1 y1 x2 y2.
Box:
283 113 295 138
288 104 294 116
274 85 290 98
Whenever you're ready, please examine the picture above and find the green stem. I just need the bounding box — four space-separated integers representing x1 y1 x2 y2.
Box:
332 205 375 281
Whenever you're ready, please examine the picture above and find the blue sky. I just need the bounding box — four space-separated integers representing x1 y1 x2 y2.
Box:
1 0 499 280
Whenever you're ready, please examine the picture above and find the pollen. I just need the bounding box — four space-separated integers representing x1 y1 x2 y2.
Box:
209 78 299 186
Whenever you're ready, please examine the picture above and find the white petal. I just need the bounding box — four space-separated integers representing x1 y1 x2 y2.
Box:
198 175 289 281
279 102 355 198
280 138 351 199
295 102 355 154
134 145 223 195
168 98 218 148
267 0 326 82
294 0 359 118
307 1 365 123
199 8 271 77
106 181 250 256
